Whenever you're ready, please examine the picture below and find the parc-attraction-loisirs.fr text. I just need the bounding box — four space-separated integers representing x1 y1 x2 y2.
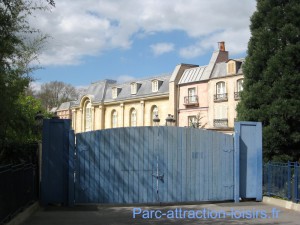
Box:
132 207 280 220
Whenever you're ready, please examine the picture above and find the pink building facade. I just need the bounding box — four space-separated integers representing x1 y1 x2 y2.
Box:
177 42 229 129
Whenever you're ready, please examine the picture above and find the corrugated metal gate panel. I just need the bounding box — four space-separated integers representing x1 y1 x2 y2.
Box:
41 119 71 206
74 127 234 204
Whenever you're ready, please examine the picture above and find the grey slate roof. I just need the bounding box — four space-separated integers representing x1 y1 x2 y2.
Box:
210 62 227 78
49 107 57 113
179 58 245 84
73 79 116 107
57 101 76 111
72 75 170 107
211 59 244 79
104 74 170 102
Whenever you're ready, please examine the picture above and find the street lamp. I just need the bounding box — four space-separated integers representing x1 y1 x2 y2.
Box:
165 114 176 126
153 114 160 126
34 111 44 131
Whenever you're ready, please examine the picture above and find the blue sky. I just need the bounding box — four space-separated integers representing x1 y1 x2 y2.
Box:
30 0 257 90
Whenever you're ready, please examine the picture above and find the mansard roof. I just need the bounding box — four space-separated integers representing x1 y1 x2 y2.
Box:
73 79 116 107
210 59 244 79
104 74 170 102
179 57 245 84
57 101 76 111
178 66 208 85
72 74 170 107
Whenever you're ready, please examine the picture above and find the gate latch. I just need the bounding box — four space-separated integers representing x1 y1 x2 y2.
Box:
152 173 164 182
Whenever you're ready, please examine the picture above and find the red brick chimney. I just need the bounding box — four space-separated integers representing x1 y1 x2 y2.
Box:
218 41 225 51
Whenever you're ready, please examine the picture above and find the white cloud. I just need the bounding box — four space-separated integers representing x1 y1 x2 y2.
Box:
179 28 252 58
30 0 256 65
150 43 174 56
30 81 43 92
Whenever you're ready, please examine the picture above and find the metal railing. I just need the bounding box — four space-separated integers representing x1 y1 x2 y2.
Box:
0 163 38 224
263 162 300 203
214 93 228 102
213 119 228 128
234 91 241 100
184 95 199 105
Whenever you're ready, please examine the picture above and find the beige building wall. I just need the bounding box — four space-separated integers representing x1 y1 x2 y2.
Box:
168 64 198 124
72 96 171 133
74 109 82 133
143 98 169 126
208 74 244 130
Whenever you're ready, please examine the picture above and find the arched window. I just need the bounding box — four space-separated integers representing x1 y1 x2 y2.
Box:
151 106 159 126
237 79 244 92
85 101 92 131
112 110 118 128
216 81 226 95
130 108 137 127
215 81 227 101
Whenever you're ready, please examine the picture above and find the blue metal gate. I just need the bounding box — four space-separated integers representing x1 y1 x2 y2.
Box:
41 121 262 206
74 127 234 204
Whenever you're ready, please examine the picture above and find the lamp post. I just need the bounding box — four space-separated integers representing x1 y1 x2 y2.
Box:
165 114 176 126
34 111 44 192
34 111 44 134
153 114 160 126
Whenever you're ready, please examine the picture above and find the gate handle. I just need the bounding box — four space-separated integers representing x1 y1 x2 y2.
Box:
152 173 164 181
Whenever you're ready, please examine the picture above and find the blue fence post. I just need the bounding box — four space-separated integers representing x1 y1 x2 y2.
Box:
267 162 271 196
287 161 291 200
233 126 240 203
294 162 299 203
68 129 75 206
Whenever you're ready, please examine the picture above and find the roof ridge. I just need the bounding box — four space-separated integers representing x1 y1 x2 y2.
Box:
108 73 171 86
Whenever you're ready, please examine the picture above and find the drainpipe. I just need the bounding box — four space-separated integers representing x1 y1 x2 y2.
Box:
176 83 180 126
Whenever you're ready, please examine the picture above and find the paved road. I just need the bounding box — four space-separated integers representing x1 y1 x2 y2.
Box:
22 202 300 225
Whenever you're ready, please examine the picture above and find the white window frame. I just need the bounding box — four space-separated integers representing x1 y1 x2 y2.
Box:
188 116 197 127
130 109 137 127
152 80 158 92
85 101 92 131
188 87 196 103
112 87 117 99
131 83 137 95
216 81 226 95
237 79 244 92
151 106 159 126
112 110 118 128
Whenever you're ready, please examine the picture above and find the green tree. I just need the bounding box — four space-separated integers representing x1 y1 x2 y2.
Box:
37 81 79 110
0 0 54 160
237 0 300 162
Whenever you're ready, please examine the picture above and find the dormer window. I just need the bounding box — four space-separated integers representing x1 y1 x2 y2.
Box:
152 79 163 92
112 87 121 99
130 82 141 95
227 60 236 75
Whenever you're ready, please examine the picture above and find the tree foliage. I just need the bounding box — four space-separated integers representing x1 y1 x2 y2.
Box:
37 81 79 110
237 0 300 162
0 0 54 160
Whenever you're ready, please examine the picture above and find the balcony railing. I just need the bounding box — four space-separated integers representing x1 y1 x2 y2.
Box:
213 119 228 128
234 91 241 100
214 93 228 102
184 95 199 106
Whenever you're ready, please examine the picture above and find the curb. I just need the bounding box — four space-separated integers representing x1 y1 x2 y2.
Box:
5 202 40 225
263 196 300 212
